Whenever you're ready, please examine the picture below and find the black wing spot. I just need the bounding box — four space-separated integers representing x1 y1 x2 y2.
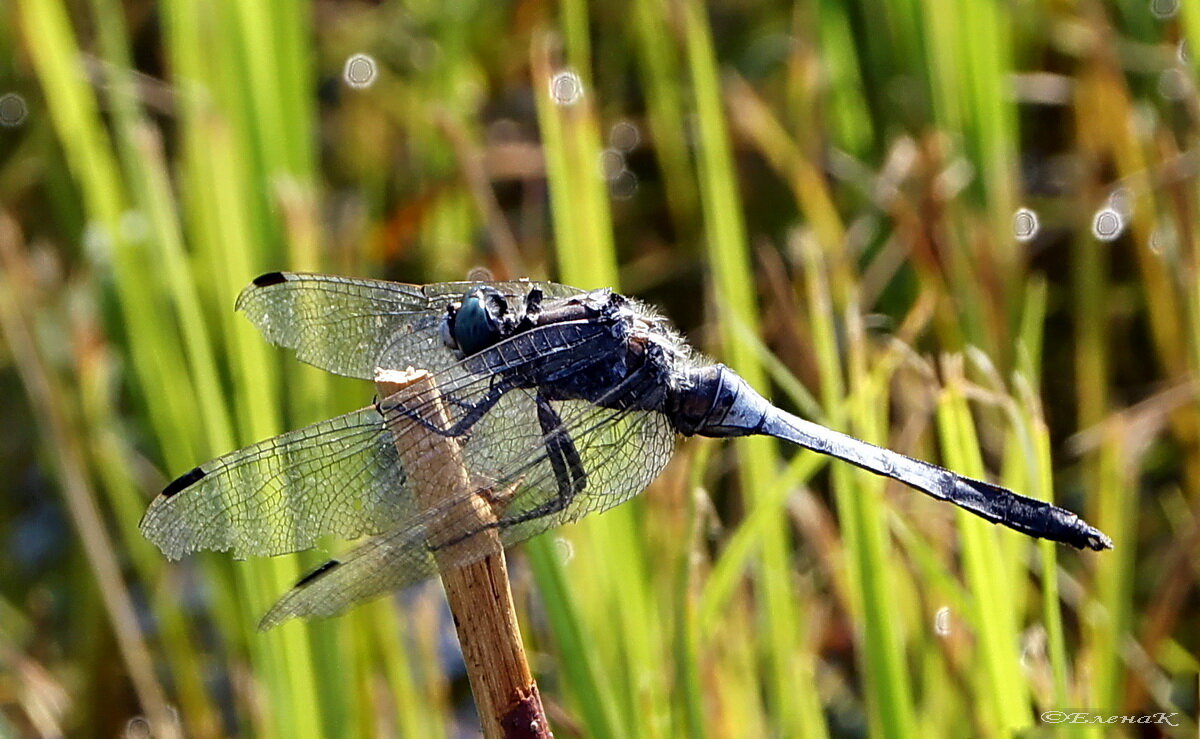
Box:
295 559 340 587
252 271 288 287
162 466 206 497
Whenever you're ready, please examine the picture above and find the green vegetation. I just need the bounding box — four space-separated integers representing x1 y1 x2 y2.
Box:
1 0 1197 735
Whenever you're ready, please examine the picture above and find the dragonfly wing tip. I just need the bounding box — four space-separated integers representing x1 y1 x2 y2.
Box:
162 466 206 497
252 271 288 287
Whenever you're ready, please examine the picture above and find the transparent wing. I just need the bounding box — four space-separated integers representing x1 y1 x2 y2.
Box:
139 407 410 560
259 394 675 629
259 527 439 630
235 272 585 380
142 316 633 562
147 308 678 627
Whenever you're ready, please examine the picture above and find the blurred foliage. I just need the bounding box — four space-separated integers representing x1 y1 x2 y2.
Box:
1 0 1198 736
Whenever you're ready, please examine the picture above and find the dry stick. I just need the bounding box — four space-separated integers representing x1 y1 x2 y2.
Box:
376 368 552 739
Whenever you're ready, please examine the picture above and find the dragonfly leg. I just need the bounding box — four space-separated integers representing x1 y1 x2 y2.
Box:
529 392 589 509
430 372 504 417
487 393 588 528
378 376 508 438
432 394 588 555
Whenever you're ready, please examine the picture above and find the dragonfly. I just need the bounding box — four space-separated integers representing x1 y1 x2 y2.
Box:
141 272 1112 629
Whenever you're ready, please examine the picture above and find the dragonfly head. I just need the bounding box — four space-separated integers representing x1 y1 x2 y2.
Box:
443 286 510 357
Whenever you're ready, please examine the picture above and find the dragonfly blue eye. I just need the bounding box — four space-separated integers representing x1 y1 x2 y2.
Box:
453 289 504 356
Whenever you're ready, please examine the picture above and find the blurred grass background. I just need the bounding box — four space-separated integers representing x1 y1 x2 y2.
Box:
1 0 1198 736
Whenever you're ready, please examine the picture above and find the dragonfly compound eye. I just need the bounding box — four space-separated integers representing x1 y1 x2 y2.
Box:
453 287 508 356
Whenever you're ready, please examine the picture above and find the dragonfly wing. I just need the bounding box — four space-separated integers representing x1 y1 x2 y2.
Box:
235 272 451 380
140 407 413 559
259 526 439 629
148 312 677 626
143 312 628 564
236 272 585 380
260 340 676 626
261 387 676 629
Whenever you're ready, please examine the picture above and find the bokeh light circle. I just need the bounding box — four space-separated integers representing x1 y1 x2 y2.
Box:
1150 0 1178 19
599 149 625 180
610 121 640 152
609 169 639 200
1092 208 1124 241
549 70 584 106
0 93 28 127
343 53 378 89
1013 208 1039 242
